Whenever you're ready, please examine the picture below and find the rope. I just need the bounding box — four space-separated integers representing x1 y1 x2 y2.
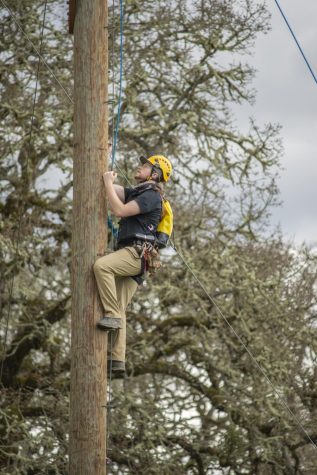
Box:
115 163 132 186
107 216 119 239
274 0 317 85
107 0 126 258
0 0 73 103
111 0 124 169
105 1 124 464
111 0 116 150
106 330 114 464
170 239 317 452
0 1 48 383
106 3 116 462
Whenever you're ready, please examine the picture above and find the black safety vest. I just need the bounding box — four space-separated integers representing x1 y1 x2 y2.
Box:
117 184 162 246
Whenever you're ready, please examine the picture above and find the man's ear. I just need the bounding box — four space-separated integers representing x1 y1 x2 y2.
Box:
151 170 159 181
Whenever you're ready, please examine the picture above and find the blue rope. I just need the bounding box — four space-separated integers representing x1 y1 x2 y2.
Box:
107 215 119 238
111 0 124 169
274 0 317 85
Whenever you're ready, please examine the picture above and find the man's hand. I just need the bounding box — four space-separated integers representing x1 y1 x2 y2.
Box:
103 171 117 185
103 170 141 218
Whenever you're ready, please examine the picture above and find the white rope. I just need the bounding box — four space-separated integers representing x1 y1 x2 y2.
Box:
171 240 317 451
1 0 73 104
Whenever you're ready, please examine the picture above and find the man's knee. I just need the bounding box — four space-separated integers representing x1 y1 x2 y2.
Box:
93 256 110 276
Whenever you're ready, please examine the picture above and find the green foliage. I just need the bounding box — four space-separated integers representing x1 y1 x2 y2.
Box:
1 0 317 474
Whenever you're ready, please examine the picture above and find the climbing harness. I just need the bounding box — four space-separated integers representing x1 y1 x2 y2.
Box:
133 239 161 276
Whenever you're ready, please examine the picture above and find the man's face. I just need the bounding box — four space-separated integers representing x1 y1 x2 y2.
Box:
134 162 153 182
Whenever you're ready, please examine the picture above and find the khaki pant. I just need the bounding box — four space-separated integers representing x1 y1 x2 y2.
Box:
93 247 142 362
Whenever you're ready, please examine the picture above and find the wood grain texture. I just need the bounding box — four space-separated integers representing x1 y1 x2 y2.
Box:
69 1 108 473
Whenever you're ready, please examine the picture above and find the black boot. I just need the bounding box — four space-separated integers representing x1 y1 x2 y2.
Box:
107 359 125 378
97 316 122 330
108 359 125 372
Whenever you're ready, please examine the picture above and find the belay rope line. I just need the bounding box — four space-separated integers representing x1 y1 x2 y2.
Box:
170 240 317 451
0 0 48 383
0 0 316 458
274 0 317 85
106 331 114 465
111 0 124 170
106 0 125 465
107 2 117 458
0 0 73 104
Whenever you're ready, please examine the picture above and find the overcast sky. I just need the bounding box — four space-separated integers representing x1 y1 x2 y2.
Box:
235 0 317 245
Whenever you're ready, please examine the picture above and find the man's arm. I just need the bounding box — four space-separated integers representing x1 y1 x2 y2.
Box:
113 184 125 202
103 172 140 218
106 143 125 203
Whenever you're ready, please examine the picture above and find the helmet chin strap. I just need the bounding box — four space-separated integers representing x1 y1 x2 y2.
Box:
147 166 162 183
137 177 154 184
137 166 159 184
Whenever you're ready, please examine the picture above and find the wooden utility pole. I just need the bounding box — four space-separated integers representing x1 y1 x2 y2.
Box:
69 1 108 474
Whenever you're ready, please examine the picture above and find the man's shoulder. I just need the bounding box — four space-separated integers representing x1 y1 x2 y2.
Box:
139 186 162 202
124 185 160 205
134 184 161 197
133 185 162 214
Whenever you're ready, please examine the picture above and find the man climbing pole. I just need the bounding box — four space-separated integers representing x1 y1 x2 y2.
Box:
93 154 173 374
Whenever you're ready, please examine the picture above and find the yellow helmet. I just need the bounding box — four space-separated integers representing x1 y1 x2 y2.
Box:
139 155 172 182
